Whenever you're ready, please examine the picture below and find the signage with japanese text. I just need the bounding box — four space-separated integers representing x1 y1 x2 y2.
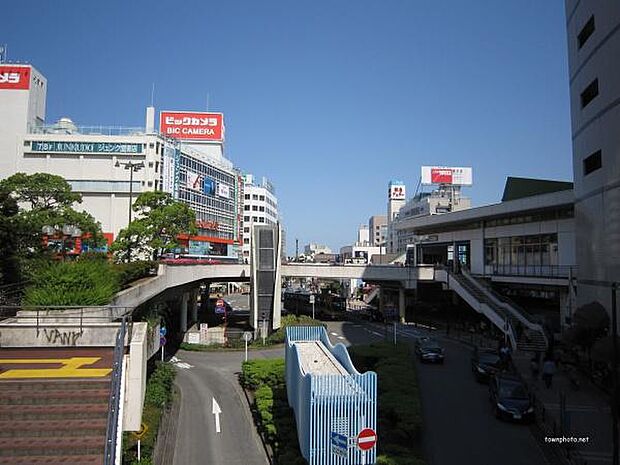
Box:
0 65 30 90
160 111 224 141
30 141 143 154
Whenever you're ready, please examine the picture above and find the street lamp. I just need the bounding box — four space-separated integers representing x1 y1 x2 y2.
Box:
115 160 145 225
115 160 145 262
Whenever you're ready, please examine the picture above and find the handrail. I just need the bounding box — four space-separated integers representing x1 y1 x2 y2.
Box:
103 316 128 465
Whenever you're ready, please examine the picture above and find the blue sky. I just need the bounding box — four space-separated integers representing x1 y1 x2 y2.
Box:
4 1 572 254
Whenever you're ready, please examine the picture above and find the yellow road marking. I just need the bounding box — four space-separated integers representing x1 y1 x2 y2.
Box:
0 357 111 379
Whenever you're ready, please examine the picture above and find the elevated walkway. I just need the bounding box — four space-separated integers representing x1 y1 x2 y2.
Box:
434 267 547 352
285 326 377 465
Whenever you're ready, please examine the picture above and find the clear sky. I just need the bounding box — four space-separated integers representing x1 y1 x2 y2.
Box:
4 1 572 254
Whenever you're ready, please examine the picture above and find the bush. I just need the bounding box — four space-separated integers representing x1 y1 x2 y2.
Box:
23 259 120 306
240 359 285 389
114 260 157 287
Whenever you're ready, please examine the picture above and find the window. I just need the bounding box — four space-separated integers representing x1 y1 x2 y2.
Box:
244 194 250 200
259 217 265 223
243 238 250 244
244 205 250 211
244 216 250 222
148 162 154 167
253 216 258 221
259 195 265 201
578 15 595 49
155 161 159 173
252 195 258 200
244 227 250 233
580 78 599 108
259 206 265 212
583 150 602 175
252 205 258 211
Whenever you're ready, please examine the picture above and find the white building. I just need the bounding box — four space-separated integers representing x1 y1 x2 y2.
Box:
565 1 620 321
386 180 406 253
0 61 242 258
357 224 370 246
242 174 279 262
368 215 387 247
303 243 332 256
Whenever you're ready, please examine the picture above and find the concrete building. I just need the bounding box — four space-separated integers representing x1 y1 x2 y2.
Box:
241 174 279 262
0 61 242 259
303 243 332 256
368 215 387 246
386 180 406 253
357 224 370 246
565 1 620 321
398 177 575 329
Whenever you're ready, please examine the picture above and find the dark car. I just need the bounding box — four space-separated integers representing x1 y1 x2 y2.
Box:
488 373 534 422
415 339 445 364
471 349 502 382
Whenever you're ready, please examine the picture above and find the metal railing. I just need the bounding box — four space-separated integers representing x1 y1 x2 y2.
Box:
28 124 146 137
103 316 128 465
492 264 576 278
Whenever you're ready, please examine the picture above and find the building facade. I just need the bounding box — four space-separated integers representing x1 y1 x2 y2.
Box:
368 215 387 247
0 62 243 259
241 174 279 262
565 1 620 320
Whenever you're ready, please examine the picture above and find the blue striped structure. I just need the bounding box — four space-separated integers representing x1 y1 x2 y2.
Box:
285 326 377 465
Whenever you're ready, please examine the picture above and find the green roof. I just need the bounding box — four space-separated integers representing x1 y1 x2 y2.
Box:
501 177 573 202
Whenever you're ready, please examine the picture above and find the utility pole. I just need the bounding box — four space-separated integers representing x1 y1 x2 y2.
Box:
295 238 299 262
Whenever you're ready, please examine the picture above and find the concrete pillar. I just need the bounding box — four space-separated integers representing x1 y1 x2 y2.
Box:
399 287 406 323
190 290 198 325
179 292 189 333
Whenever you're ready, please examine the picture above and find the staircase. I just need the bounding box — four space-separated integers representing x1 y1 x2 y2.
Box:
0 372 112 464
439 267 547 353
364 287 380 305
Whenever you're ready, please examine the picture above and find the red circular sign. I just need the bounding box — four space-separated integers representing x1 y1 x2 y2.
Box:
357 428 377 451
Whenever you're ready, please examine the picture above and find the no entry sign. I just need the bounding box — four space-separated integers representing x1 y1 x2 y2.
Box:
356 428 377 451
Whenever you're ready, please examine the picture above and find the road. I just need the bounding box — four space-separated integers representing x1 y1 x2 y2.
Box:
326 320 549 465
171 347 281 465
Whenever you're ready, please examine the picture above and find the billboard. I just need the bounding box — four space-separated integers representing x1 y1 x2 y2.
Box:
388 182 406 200
0 65 30 90
186 171 202 190
160 111 224 141
203 177 215 195
421 166 473 186
216 183 230 199
162 143 177 194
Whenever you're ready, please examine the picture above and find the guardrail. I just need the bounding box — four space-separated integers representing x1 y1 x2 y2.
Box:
103 316 129 465
491 264 576 279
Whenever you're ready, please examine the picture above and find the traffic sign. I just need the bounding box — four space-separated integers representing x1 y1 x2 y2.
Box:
309 295 315 304
330 432 348 457
131 422 149 440
160 326 167 337
242 331 253 342
160 336 167 346
356 428 377 451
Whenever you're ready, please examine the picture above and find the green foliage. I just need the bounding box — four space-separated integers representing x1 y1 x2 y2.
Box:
111 191 197 262
114 260 157 287
240 359 285 389
349 343 425 465
145 362 176 406
23 259 120 306
266 314 325 344
0 186 21 284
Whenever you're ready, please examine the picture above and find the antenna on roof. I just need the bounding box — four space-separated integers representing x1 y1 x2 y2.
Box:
413 176 422 198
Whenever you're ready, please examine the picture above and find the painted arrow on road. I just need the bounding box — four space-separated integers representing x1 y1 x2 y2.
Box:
212 397 222 433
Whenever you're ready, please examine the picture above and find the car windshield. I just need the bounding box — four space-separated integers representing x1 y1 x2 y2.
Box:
421 344 442 351
499 382 528 399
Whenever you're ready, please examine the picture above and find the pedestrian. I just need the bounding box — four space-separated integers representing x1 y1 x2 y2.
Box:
542 358 557 389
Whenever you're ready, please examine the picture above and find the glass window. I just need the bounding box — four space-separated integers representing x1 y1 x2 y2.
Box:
244 194 250 200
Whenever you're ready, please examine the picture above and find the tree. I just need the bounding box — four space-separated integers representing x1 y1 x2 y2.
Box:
110 192 197 262
0 187 22 284
0 172 104 266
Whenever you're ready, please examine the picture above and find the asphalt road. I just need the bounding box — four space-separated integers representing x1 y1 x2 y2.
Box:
171 347 282 465
326 320 549 465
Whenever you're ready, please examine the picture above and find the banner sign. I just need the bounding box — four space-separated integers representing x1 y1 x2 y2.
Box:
203 177 215 195
186 171 202 190
30 141 143 154
388 183 405 200
160 111 224 141
0 65 30 90
216 183 230 199
421 166 473 186
162 143 177 195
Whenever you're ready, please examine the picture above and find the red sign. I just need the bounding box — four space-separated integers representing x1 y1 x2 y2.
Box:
356 428 377 451
0 65 31 90
160 111 224 141
431 168 453 184
196 219 219 231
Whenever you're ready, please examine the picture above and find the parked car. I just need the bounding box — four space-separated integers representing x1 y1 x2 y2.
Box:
471 349 502 383
488 373 534 422
415 339 445 364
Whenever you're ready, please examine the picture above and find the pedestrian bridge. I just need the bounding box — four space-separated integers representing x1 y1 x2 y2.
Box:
110 262 435 310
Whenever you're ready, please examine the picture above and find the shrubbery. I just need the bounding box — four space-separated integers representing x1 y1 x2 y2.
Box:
114 260 157 287
349 343 425 465
23 258 120 306
241 358 305 465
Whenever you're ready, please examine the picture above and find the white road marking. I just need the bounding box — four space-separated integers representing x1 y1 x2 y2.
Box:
330 332 339 336
337 336 345 340
212 398 222 433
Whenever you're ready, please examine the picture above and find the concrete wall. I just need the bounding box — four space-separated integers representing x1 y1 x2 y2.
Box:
124 322 148 431
0 322 124 347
